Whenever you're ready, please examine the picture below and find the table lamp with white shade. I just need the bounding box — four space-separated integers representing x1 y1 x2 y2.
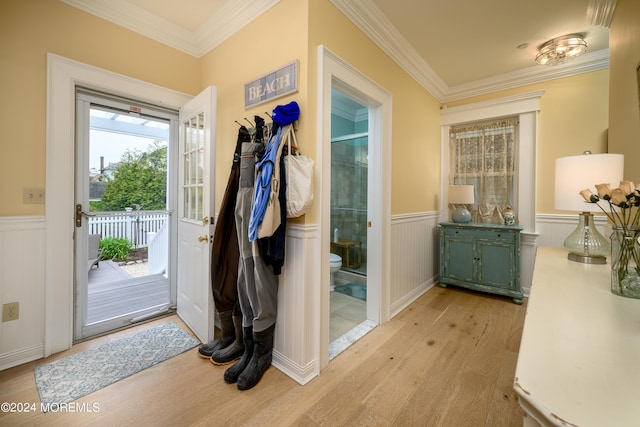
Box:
449 184 474 223
554 152 624 264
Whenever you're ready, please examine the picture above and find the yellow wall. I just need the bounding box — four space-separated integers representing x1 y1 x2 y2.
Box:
0 0 200 216
445 70 610 214
201 0 442 218
0 0 621 220
308 0 442 215
608 0 640 182
200 0 310 218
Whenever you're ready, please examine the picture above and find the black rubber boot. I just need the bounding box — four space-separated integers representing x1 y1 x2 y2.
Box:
236 324 275 391
210 315 244 365
197 310 235 359
223 326 253 383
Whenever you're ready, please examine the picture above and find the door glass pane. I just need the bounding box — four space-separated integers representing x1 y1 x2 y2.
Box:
182 112 205 221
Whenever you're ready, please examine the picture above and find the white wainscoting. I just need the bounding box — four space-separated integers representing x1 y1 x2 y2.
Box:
0 213 602 374
390 212 441 317
272 214 444 385
0 216 46 371
272 223 319 385
536 213 610 248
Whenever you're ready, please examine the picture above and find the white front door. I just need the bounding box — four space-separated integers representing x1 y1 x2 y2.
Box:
176 87 217 343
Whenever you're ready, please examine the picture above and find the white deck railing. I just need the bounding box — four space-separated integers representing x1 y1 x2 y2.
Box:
147 221 169 275
88 210 170 249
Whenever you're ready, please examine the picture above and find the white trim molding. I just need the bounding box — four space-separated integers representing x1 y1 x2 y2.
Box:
587 0 618 27
329 0 448 101
330 0 609 103
440 91 544 293
317 45 393 370
444 51 608 103
46 53 191 357
60 0 280 58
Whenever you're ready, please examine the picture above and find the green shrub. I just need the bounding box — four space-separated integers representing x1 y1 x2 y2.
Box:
99 237 132 261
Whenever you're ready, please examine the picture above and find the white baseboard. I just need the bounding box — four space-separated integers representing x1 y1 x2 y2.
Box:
272 349 318 386
0 344 44 371
391 280 436 318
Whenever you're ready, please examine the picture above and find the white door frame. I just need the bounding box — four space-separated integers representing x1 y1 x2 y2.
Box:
45 53 191 356
317 46 392 368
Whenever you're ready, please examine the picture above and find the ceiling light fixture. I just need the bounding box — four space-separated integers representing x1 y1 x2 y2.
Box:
536 34 587 65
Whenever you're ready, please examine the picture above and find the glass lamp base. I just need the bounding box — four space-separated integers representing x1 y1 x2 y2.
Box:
564 212 609 264
452 207 471 223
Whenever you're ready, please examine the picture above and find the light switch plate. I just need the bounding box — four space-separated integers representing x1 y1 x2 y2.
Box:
23 188 45 204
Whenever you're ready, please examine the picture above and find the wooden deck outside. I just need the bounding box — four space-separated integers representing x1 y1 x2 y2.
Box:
87 260 170 325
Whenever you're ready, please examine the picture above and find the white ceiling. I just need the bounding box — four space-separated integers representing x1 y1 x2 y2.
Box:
60 0 616 102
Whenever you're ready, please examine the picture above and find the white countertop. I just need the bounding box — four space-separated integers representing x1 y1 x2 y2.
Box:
514 246 640 427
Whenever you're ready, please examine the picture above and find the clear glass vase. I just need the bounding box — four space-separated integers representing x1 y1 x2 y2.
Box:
610 226 640 298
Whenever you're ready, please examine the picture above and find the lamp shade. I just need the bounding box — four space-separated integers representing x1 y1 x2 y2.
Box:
449 185 474 204
554 153 624 212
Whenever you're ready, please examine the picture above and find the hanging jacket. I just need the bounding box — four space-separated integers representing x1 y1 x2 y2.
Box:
210 126 250 312
248 125 284 242
256 120 286 275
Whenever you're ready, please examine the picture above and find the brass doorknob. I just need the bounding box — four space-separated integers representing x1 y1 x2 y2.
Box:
198 235 209 243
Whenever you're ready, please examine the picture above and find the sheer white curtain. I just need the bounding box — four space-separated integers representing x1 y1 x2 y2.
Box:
449 118 518 223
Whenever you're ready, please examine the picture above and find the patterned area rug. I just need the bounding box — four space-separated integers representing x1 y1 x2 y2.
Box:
334 282 367 301
34 322 199 407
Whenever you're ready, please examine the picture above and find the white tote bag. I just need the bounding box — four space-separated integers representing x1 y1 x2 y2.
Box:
284 126 314 218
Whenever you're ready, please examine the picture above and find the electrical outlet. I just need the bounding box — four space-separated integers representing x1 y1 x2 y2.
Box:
23 187 45 204
2 302 19 322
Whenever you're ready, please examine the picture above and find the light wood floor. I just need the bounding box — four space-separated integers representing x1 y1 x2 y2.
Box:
0 285 526 427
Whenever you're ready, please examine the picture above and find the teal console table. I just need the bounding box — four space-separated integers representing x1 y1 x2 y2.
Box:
439 222 523 304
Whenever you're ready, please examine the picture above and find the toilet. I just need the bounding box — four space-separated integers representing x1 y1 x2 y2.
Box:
329 253 342 291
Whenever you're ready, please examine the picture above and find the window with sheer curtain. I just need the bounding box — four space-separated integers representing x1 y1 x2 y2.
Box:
449 117 518 223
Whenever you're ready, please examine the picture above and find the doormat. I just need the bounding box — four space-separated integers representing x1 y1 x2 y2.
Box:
334 282 367 301
34 322 199 408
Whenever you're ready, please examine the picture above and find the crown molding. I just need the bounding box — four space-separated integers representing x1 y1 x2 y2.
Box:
330 0 449 101
587 0 618 27
443 49 609 103
192 0 279 56
331 0 610 104
59 0 279 58
62 0 611 101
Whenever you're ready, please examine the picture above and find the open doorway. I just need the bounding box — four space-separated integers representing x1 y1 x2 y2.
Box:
318 46 393 368
74 89 177 341
329 89 372 358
